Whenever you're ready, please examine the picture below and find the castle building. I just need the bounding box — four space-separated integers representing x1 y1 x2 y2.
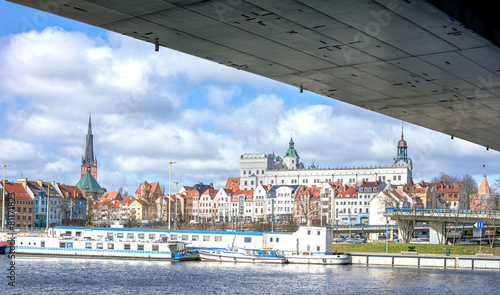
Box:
239 129 413 190
81 113 97 181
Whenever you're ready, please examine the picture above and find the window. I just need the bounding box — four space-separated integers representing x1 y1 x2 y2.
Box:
317 230 321 236
59 242 66 248
192 235 199 241
41 241 45 248
108 243 114 250
152 244 159 251
124 244 131 250
138 244 144 251
97 243 103 249
149 234 156 240
317 246 320 251
117 233 124 239
276 238 279 242
127 233 134 240
203 236 210 241
138 234 145 239
215 236 222 242
182 235 188 241
85 242 92 249
244 237 252 243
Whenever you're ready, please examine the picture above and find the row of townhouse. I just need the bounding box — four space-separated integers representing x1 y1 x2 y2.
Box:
0 178 87 229
170 178 471 226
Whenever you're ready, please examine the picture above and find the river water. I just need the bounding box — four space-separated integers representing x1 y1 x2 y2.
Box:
2 256 499 294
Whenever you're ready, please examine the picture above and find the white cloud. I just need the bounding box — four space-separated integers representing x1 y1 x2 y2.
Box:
1 26 499 196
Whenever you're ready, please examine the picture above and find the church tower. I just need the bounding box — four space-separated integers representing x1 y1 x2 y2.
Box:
81 113 97 180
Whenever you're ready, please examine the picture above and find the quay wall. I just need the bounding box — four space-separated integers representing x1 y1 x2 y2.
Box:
350 253 500 269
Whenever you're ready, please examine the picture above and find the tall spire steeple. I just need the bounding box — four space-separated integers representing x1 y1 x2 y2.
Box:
81 112 97 180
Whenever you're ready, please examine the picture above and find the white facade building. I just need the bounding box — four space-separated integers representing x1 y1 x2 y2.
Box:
240 131 413 190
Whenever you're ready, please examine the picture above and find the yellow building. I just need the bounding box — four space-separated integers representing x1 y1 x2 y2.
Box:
128 199 147 220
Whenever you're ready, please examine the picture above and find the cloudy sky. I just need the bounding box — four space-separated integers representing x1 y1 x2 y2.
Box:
1 2 499 195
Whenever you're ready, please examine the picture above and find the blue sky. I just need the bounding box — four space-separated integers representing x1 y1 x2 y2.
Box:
1 1 499 195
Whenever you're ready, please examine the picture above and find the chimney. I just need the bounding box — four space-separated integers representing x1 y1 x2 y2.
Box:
17 178 28 188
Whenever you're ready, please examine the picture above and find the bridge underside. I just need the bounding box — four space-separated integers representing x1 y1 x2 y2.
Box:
9 0 500 150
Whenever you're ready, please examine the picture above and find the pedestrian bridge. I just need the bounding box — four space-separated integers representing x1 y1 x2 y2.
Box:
384 207 500 224
383 207 500 244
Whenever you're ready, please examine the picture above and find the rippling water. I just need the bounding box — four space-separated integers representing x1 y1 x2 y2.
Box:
2 256 499 294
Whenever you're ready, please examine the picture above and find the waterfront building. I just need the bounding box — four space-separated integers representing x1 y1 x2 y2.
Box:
185 183 214 222
120 198 133 220
470 174 499 210
320 182 340 225
266 185 300 223
1 181 34 229
43 181 64 226
18 179 46 228
128 199 147 220
239 131 413 191
135 181 163 203
56 183 87 222
213 188 233 222
357 181 386 224
294 186 321 225
253 184 269 222
369 184 415 226
427 183 466 210
199 188 217 222
230 189 254 223
335 184 360 225
81 113 98 181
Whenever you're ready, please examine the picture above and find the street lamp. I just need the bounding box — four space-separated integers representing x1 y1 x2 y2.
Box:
2 164 10 230
168 161 176 229
46 183 50 230
348 206 353 238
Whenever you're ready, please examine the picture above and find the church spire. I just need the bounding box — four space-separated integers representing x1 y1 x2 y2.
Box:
81 112 97 180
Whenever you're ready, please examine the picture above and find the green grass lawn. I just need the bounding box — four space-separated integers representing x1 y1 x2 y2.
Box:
333 242 500 256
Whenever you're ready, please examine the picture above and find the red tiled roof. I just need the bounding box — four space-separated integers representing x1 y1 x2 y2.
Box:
1 181 32 200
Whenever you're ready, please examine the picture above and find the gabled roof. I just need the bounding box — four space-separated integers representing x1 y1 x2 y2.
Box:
76 171 102 193
225 177 240 192
58 184 83 199
135 181 162 194
296 186 321 199
129 199 146 206
336 185 359 198
1 181 32 200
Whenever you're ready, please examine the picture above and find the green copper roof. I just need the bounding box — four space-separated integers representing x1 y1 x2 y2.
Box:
284 137 299 158
76 171 102 193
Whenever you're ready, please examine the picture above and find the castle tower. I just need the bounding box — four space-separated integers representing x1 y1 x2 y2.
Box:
283 137 299 169
81 113 97 180
396 124 408 163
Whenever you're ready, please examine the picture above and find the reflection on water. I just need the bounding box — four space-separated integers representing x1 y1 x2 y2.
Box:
1 256 499 294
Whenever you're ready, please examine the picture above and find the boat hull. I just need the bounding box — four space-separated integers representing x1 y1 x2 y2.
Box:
200 250 286 264
286 253 350 265
15 236 198 261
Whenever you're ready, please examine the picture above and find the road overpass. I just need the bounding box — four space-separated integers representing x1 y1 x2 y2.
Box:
8 0 500 150
384 207 500 243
